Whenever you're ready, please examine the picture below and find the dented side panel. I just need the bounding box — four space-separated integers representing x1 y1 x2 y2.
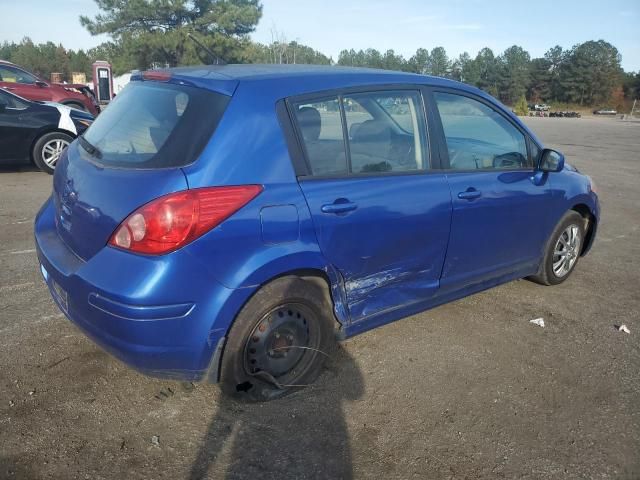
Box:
299 174 452 322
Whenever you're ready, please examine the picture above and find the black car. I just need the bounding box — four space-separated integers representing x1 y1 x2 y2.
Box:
0 88 93 173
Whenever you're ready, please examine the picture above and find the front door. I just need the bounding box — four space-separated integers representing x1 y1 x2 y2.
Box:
290 89 452 322
0 65 51 102
0 90 34 161
431 90 556 291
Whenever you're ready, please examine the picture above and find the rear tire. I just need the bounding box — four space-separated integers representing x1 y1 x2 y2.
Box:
220 276 336 402
530 211 585 285
32 131 73 174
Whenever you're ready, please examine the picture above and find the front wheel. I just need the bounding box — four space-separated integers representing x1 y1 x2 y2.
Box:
220 276 336 402
531 211 585 285
32 131 73 174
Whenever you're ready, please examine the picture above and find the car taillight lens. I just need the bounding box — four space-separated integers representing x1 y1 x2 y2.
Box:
108 185 262 255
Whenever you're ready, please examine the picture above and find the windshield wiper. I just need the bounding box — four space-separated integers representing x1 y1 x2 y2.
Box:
78 135 102 159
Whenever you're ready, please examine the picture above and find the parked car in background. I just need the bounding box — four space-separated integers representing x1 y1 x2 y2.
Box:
593 108 617 115
0 88 93 173
35 65 599 402
534 103 550 111
0 60 99 115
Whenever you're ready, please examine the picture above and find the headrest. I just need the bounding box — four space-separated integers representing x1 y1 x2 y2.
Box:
297 106 321 142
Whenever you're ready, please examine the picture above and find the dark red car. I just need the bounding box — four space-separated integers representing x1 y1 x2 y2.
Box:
0 60 99 115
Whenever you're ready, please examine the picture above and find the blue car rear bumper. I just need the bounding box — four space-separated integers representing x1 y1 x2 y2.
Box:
34 197 252 382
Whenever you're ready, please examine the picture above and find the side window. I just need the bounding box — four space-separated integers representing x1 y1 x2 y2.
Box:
292 90 428 176
0 90 29 109
292 97 348 176
344 91 427 173
434 92 530 170
0 66 37 85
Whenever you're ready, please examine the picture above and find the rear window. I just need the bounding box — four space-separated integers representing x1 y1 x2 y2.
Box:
82 81 229 168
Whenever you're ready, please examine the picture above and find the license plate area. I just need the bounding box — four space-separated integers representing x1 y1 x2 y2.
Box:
41 264 68 313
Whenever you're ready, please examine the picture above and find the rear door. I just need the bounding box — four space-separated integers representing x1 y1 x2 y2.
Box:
430 89 556 291
289 88 452 322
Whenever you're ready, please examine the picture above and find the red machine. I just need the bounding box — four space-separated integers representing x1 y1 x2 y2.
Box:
92 61 114 105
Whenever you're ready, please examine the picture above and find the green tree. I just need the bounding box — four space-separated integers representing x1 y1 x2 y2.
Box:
382 49 406 71
68 49 92 77
498 45 530 104
246 40 330 65
408 48 430 74
558 40 622 105
514 95 528 116
544 45 564 100
622 71 640 101
454 52 480 85
428 47 450 77
528 57 551 102
474 47 500 97
80 0 263 69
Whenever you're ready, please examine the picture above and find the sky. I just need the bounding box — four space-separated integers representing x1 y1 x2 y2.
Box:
2 0 639 71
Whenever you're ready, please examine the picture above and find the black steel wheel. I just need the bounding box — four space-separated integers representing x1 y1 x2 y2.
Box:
220 276 335 402
244 302 321 387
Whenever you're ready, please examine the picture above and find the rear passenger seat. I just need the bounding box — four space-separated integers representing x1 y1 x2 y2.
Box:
297 106 346 175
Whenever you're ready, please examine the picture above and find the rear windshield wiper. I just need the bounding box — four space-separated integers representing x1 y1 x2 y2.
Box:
78 135 102 159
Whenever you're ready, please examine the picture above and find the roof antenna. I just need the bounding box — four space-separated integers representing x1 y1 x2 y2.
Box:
187 32 225 65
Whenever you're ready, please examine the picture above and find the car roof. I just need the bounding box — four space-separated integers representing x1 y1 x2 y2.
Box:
151 64 479 98
171 63 430 81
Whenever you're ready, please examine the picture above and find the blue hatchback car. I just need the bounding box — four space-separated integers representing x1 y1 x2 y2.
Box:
35 65 599 401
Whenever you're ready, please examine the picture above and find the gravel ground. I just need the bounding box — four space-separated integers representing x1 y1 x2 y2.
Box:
0 116 638 479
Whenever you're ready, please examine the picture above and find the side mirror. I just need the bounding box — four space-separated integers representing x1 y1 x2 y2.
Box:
35 81 48 88
539 149 565 173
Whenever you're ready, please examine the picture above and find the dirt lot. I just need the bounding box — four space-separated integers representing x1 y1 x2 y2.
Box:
1 116 638 479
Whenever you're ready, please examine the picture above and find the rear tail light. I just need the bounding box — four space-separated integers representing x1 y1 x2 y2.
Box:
108 186 262 255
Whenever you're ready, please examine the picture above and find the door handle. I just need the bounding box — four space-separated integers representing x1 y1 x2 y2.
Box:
458 189 482 200
321 201 358 214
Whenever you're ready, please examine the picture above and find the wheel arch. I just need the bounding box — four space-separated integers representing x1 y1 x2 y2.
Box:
570 203 597 256
207 265 347 384
235 264 347 331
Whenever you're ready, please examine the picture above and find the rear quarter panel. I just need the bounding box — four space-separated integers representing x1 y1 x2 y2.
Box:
182 81 333 291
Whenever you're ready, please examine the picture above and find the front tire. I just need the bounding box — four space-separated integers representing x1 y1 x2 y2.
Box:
220 276 336 402
531 211 585 285
32 131 73 174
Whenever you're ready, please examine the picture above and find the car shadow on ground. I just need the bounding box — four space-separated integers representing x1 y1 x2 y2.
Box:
188 346 364 480
0 164 42 174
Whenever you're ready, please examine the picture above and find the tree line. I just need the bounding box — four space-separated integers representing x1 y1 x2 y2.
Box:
1 0 638 109
337 42 640 109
